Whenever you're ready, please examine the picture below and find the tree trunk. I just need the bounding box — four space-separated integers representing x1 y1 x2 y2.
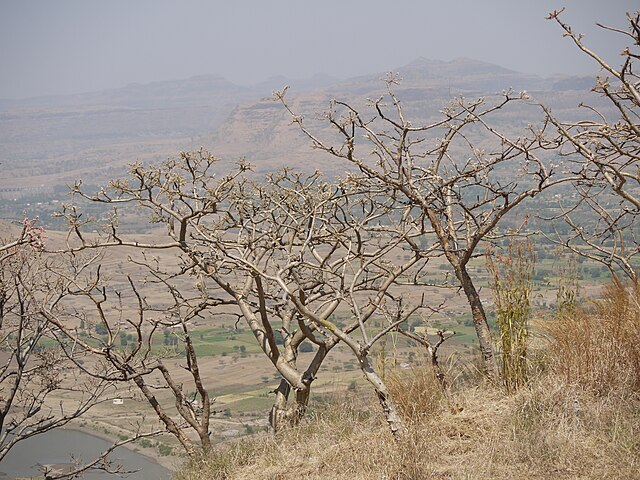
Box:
132 376 196 456
269 380 311 431
457 266 500 384
359 356 404 436
269 380 291 432
292 388 310 423
427 343 448 392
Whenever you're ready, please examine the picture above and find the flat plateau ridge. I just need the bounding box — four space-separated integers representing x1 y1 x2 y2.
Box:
0 57 596 194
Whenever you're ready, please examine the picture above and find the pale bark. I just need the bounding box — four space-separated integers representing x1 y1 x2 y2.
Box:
457 266 500 383
359 356 404 436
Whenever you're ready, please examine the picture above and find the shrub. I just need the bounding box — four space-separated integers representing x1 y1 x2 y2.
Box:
299 341 314 353
137 438 153 449
158 443 173 456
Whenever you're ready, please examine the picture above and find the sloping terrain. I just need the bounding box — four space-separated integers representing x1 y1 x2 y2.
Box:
0 57 601 221
209 57 599 176
0 73 339 195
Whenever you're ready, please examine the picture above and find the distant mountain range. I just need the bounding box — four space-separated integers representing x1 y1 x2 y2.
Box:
0 57 598 197
209 57 600 175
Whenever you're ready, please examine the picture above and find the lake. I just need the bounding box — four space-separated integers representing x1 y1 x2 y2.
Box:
0 428 172 479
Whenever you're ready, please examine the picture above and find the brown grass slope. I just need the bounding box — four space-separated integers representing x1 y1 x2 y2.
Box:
175 284 640 480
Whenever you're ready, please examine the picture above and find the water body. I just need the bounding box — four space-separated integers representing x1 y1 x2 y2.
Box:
0 428 172 479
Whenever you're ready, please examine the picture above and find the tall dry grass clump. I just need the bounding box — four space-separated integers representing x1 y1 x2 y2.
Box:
547 281 640 394
504 375 640 478
496 281 640 478
487 240 535 393
386 364 445 421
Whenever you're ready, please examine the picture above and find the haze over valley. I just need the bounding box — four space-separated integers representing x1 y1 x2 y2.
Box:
0 56 602 225
1 2 639 479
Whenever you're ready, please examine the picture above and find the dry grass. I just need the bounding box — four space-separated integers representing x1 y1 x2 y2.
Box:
507 379 639 478
174 383 639 479
546 282 640 394
175 382 639 479
386 364 445 421
175 283 640 480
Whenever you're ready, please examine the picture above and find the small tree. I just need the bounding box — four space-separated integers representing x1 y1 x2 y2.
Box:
63 152 432 435
544 9 640 283
0 224 161 477
277 80 572 383
41 254 221 456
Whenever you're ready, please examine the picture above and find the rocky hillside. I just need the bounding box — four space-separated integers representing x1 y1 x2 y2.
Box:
209 57 599 176
0 57 597 196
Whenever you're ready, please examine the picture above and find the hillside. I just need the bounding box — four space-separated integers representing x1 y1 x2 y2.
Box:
209 57 600 176
1 57 594 185
0 72 339 196
174 283 640 479
2 51 638 480
0 57 601 224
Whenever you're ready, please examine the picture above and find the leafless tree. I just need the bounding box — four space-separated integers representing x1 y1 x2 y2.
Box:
0 227 165 478
398 327 455 392
63 151 442 435
39 251 221 457
0 215 46 258
217 169 430 435
276 80 572 383
543 9 640 284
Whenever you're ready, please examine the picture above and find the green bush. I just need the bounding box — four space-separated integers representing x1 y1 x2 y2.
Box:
158 443 173 456
138 438 153 449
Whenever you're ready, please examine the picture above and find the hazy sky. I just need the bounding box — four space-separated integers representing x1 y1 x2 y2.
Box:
0 0 637 99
